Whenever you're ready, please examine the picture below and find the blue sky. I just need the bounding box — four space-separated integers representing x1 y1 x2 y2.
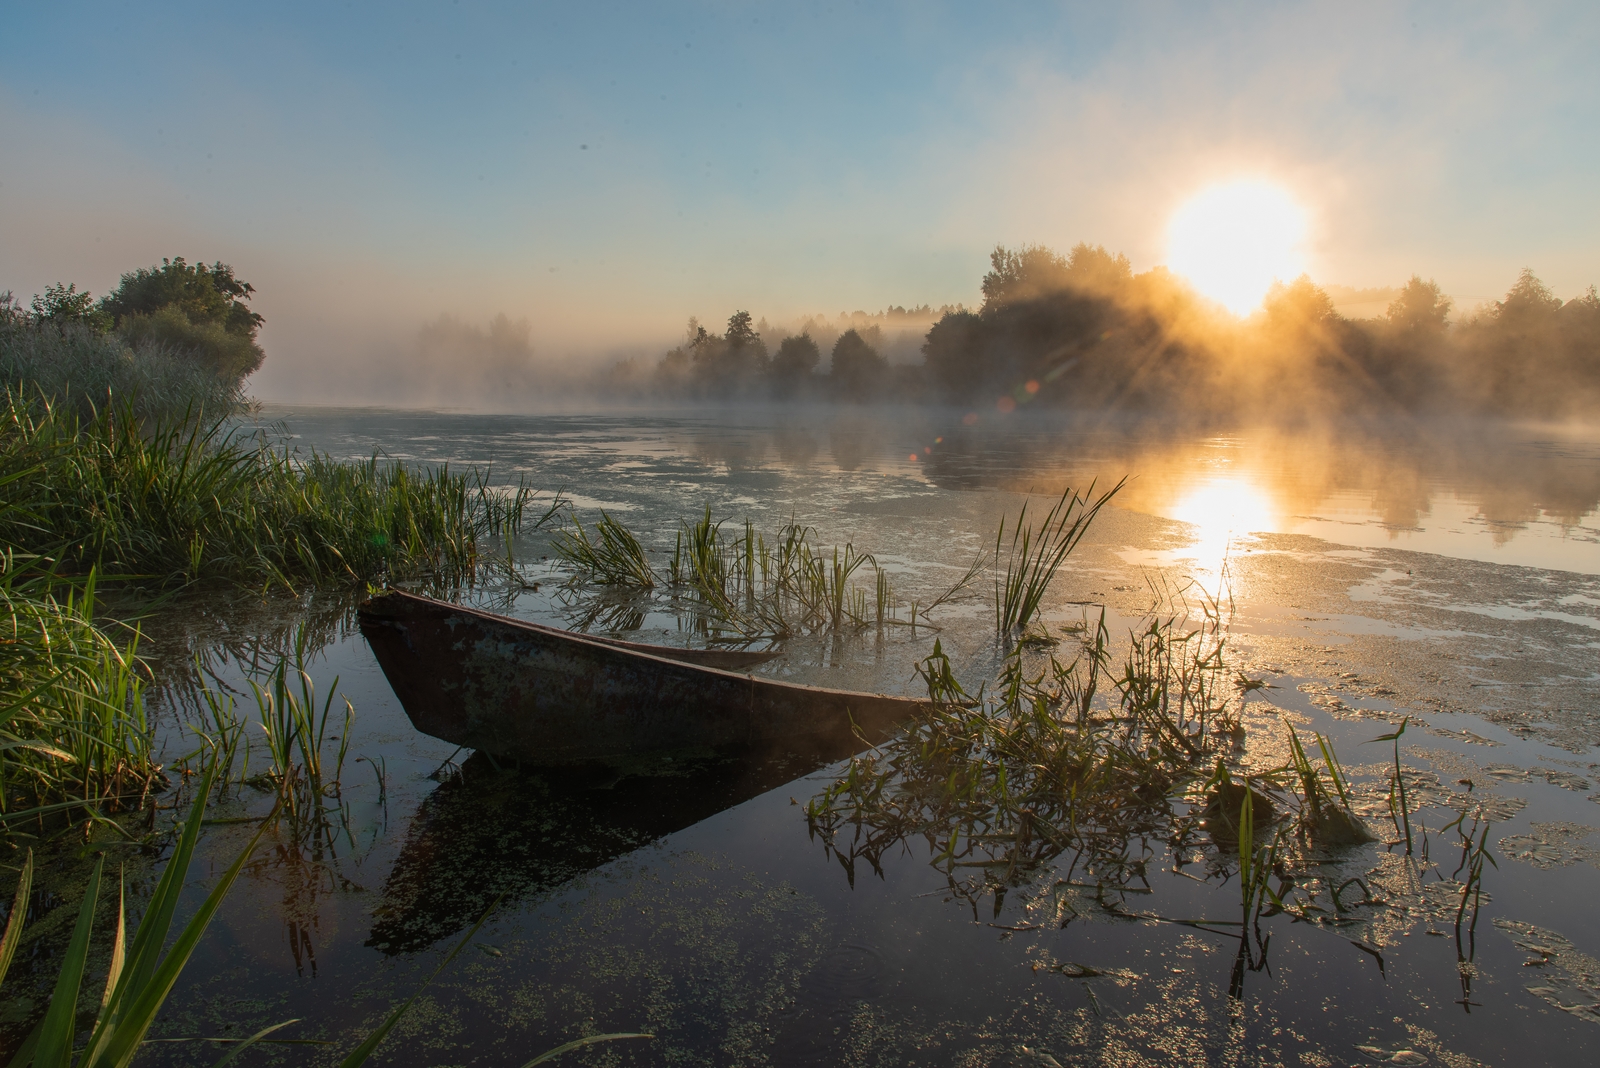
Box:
3 1 1597 399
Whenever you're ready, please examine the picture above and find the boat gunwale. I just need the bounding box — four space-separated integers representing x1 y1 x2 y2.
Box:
358 589 927 708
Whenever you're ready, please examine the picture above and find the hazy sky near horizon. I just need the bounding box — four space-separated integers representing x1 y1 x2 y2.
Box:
3 1 1597 400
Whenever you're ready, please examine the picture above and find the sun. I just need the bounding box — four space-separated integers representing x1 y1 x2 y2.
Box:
1166 179 1308 316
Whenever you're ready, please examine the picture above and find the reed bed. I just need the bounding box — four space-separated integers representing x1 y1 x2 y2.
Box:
0 318 245 425
0 391 550 588
555 483 1123 644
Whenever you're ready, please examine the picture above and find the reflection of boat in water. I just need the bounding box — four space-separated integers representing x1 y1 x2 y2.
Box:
367 748 844 954
357 590 925 766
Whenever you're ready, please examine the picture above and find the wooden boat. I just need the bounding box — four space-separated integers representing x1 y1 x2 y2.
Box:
357 589 926 765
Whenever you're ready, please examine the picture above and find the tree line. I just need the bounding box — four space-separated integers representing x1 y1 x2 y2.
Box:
613 243 1600 418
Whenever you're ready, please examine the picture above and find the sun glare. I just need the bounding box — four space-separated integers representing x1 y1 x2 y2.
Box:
1169 476 1276 593
1166 179 1308 316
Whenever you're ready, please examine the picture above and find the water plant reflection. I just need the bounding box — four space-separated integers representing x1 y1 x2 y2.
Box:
805 599 1241 915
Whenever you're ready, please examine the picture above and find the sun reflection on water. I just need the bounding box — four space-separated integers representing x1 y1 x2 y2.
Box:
1168 476 1277 590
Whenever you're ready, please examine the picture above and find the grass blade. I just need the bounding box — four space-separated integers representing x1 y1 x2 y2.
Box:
86 803 278 1068
0 848 32 987
522 1034 654 1066
335 894 505 1068
97 869 126 1015
33 856 104 1068
210 1020 304 1068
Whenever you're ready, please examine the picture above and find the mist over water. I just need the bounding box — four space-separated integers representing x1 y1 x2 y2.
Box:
270 404 1600 577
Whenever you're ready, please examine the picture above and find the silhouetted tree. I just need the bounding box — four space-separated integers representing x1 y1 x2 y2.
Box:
830 329 888 401
725 310 762 352
981 242 1132 310
769 333 820 398
1263 275 1337 334
1453 268 1597 414
1386 276 1452 336
920 310 986 402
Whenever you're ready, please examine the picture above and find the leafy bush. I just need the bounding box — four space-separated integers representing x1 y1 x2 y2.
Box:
98 257 264 382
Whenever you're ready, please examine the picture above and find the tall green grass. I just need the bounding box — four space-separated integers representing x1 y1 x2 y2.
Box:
0 560 160 835
0 391 547 588
553 506 945 641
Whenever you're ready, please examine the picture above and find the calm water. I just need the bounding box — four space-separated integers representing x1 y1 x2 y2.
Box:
8 405 1600 1067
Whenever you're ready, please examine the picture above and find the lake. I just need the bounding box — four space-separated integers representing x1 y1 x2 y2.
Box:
8 404 1599 1067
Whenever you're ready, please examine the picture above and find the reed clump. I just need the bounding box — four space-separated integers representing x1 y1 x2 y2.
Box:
0 562 162 836
805 590 1383 927
994 481 1122 638
0 391 548 588
554 506 923 640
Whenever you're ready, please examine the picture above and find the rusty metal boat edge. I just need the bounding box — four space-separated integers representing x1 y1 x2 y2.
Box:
357 588 927 766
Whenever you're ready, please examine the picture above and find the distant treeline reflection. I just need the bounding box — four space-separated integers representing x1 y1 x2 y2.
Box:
604 243 1600 418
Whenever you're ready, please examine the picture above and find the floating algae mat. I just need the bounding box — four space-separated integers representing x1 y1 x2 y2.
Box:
3 407 1599 1067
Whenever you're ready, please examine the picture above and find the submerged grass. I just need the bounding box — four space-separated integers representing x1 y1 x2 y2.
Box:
804 592 1244 911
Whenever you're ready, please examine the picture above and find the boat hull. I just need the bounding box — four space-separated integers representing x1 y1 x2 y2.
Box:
358 590 924 765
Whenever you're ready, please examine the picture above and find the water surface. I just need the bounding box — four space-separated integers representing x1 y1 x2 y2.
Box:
9 405 1600 1067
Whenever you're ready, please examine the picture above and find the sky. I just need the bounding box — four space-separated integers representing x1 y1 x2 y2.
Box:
3 1 1598 401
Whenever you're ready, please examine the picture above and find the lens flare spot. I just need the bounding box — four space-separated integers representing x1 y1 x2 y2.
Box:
996 396 1016 413
1167 179 1308 315
1025 380 1039 395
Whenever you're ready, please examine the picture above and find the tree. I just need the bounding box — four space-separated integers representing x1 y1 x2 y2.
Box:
1263 275 1337 334
1063 242 1134 294
99 257 265 381
1493 268 1562 327
770 334 821 397
724 310 762 352
1386 276 1452 335
30 283 112 332
981 243 1132 310
981 245 1069 310
830 329 888 400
